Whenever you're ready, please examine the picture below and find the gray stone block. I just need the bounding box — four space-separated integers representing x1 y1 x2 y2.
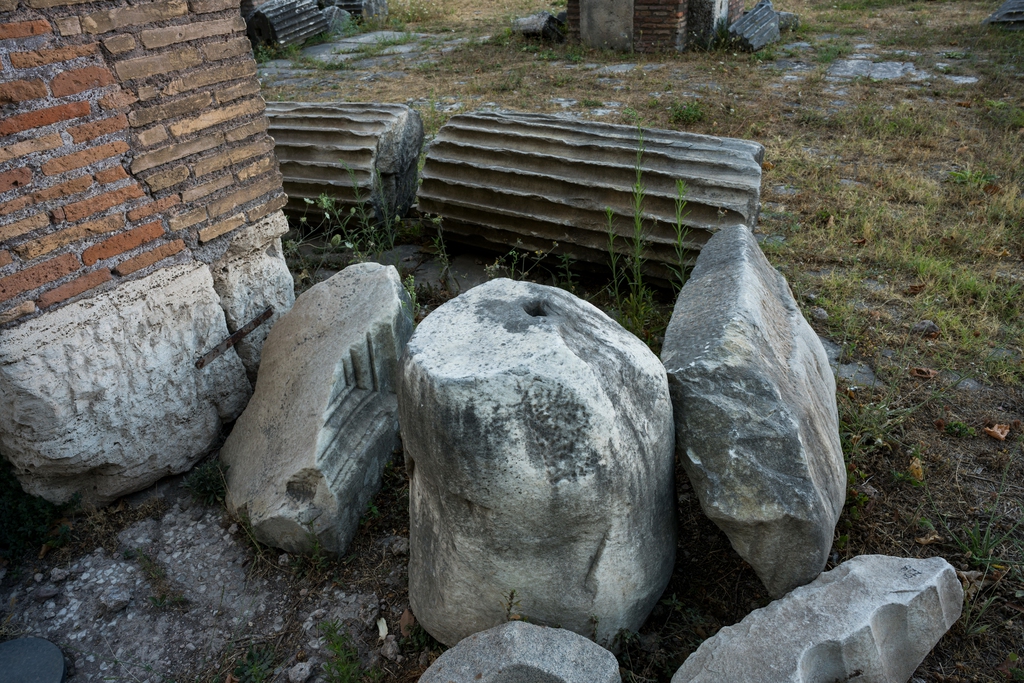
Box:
221 263 413 556
400 279 676 647
671 555 963 683
729 0 781 52
661 225 845 597
512 11 565 42
420 622 621 683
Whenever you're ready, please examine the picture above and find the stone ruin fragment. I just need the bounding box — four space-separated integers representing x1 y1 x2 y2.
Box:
567 0 744 52
0 0 291 505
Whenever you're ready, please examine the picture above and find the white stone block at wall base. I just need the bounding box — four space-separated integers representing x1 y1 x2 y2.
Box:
0 263 251 505
671 555 964 683
211 210 296 383
220 263 413 556
580 0 633 50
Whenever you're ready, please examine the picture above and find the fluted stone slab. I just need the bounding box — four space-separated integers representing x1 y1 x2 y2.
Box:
247 0 329 47
729 0 780 52
671 555 963 683
418 111 763 282
420 622 621 683
984 0 1024 27
661 225 845 597
399 279 676 647
221 263 413 556
0 264 250 505
266 102 423 221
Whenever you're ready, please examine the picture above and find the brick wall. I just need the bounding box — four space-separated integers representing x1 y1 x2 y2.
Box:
634 0 687 52
0 0 285 327
728 0 743 25
566 0 580 41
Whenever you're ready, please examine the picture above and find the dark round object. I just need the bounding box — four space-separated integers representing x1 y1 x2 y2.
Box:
0 637 67 683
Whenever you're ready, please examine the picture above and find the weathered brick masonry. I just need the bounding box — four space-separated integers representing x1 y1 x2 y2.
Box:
568 0 746 51
0 0 285 326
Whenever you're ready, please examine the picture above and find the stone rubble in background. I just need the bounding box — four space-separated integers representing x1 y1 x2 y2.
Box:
511 11 566 42
220 263 413 556
984 0 1024 28
661 225 846 597
729 0 781 52
671 555 963 682
419 622 621 683
0 264 251 506
399 279 676 646
210 210 296 384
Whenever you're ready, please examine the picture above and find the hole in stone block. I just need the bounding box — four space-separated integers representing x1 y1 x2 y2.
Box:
523 300 547 317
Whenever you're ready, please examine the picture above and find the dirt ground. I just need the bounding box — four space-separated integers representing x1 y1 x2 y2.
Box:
3 0 1023 681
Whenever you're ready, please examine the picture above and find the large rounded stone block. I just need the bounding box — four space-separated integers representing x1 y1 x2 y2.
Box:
399 279 676 647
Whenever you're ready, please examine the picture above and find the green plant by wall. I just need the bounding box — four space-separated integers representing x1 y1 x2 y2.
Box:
183 458 228 507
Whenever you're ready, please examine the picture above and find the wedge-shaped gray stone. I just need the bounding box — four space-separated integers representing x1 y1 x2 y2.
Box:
729 0 780 52
984 0 1024 27
418 111 763 283
512 11 565 42
221 262 413 556
399 279 676 647
266 102 423 221
661 225 845 597
420 622 621 683
671 555 963 683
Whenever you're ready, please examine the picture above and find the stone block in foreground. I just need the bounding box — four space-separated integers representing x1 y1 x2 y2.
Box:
661 225 845 597
399 279 676 647
266 101 423 221
420 622 620 683
671 555 963 682
417 111 763 283
221 262 413 555
0 264 251 505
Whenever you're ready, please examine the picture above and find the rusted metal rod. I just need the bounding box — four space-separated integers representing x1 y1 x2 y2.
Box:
195 306 274 370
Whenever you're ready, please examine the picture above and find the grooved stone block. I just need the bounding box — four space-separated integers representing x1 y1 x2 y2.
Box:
728 0 780 52
661 225 845 598
0 264 250 505
266 101 423 220
221 262 412 556
671 555 963 683
420 622 621 683
418 111 763 282
399 279 676 647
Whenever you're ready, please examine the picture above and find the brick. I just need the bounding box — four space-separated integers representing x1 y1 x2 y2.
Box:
182 173 231 202
68 113 129 143
81 0 188 33
140 15 244 49
13 213 124 260
0 253 78 303
198 213 243 242
0 0 18 12
169 97 264 137
2 135 71 165
190 0 238 13
50 66 116 97
27 0 94 7
103 34 136 53
0 251 10 267
167 205 206 230
163 59 256 97
0 167 32 192
82 221 163 265
9 43 98 68
114 239 184 275
0 79 47 105
31 174 93 202
41 141 129 176
37 268 111 308
0 212 49 242
130 132 222 173
0 101 89 137
216 80 260 104
138 85 160 101
95 166 129 184
128 194 179 221
0 301 36 325
145 165 189 191
115 47 201 81
224 117 266 143
0 196 32 216
194 138 273 176
208 173 282 218
200 35 251 62
55 16 82 36
128 92 212 128
136 126 169 147
63 182 144 222
99 91 138 110
0 19 52 39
